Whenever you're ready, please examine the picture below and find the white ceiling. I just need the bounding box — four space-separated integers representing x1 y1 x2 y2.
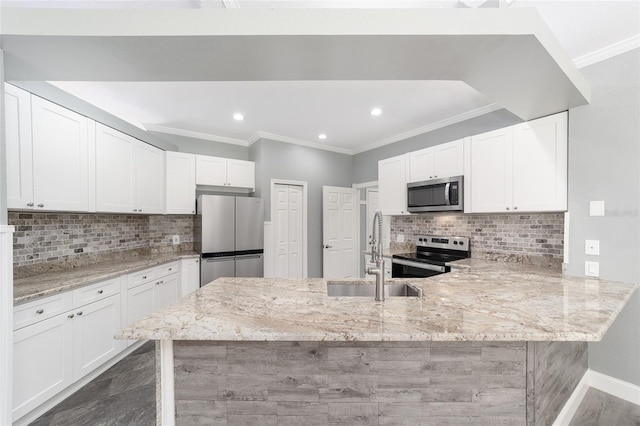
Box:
4 0 640 154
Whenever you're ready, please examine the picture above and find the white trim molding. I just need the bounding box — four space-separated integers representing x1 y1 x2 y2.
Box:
160 340 176 426
0 226 15 426
144 123 248 146
574 35 640 69
249 131 353 155
553 369 640 426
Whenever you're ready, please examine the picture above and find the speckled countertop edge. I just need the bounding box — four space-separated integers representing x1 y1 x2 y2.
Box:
13 251 200 305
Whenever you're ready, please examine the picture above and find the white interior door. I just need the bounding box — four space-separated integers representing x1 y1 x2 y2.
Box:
323 186 358 279
274 184 304 279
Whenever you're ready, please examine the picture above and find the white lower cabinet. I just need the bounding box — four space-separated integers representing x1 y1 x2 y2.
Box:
72 295 123 380
13 312 73 421
154 274 179 310
180 257 200 297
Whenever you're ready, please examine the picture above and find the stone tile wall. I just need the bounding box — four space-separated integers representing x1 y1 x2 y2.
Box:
9 212 194 267
391 213 564 268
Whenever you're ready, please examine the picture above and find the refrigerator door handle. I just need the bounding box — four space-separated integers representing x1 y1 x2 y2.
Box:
205 257 233 262
235 254 262 259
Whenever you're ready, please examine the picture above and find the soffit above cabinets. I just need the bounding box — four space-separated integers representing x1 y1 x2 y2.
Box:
2 7 593 153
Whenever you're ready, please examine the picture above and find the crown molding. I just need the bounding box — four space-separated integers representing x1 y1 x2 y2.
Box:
351 103 502 155
252 131 354 155
144 124 249 146
574 35 640 69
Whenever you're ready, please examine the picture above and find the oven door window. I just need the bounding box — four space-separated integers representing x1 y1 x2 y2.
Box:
392 262 444 278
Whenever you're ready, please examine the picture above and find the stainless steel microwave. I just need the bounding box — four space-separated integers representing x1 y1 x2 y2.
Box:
407 175 463 213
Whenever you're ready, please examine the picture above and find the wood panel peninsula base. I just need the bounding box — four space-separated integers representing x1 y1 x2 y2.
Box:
117 259 637 425
157 339 585 426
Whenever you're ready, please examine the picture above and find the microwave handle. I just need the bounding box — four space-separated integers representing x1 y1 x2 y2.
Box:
444 182 451 205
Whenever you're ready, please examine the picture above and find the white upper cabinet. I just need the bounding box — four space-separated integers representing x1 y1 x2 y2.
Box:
378 154 409 216
5 86 94 212
5 84 34 210
95 123 136 213
511 113 568 212
166 152 196 214
96 123 165 214
466 112 567 213
195 155 255 190
135 141 165 214
407 139 463 183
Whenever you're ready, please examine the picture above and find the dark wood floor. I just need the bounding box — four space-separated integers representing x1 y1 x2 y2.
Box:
30 342 639 425
30 342 155 426
570 388 640 426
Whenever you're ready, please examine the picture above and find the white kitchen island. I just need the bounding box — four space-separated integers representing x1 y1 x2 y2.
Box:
117 259 637 425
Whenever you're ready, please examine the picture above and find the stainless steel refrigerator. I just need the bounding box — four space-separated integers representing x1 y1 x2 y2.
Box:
195 195 264 286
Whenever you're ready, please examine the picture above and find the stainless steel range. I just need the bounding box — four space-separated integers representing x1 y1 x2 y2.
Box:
392 235 470 278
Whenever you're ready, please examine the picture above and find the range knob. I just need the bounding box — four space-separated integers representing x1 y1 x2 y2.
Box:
459 241 464 245
453 241 458 245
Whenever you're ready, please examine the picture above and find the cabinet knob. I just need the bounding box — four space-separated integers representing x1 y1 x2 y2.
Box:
36 309 44 314
168 268 173 271
133 209 137 212
97 289 104 294
434 175 438 178
139 209 143 212
506 207 510 211
142 275 147 279
195 260 199 263
68 314 75 319
513 206 518 210
26 202 34 207
77 311 83 316
429 176 433 179
37 204 44 208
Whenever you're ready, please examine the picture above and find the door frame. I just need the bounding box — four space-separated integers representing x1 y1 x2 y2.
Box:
270 179 308 278
353 181 378 278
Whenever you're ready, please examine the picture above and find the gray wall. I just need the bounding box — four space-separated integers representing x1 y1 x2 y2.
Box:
152 132 249 160
249 138 352 278
352 109 521 184
566 49 640 386
7 81 178 152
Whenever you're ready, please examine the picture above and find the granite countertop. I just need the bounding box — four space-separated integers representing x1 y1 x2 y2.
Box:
14 251 200 305
116 258 637 342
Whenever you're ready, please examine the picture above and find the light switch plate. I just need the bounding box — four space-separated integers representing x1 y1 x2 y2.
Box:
585 240 600 256
585 261 599 277
590 201 605 216
397 234 405 243
171 235 180 245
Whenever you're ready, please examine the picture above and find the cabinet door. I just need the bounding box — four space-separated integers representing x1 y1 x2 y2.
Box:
13 313 73 422
378 154 409 215
95 123 136 213
72 295 123 380
180 258 200 297
127 281 155 325
166 152 196 214
407 147 434 183
155 274 179 310
195 155 227 186
135 141 165 214
227 159 255 189
512 112 568 212
433 139 464 179
31 96 90 211
5 84 34 210
469 128 513 213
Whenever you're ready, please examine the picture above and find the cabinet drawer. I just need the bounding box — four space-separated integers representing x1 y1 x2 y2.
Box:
157 261 179 278
14 292 73 331
127 267 157 289
72 277 120 307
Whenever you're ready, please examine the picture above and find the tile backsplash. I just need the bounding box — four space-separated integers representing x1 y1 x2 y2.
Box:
391 213 564 269
10 212 194 268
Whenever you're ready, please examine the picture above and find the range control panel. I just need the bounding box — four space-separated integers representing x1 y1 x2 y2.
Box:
416 235 470 252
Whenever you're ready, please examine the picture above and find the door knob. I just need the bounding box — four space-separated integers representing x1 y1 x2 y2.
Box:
323 244 333 249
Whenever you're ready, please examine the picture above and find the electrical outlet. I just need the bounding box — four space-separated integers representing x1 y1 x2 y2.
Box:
585 240 600 255
589 201 605 216
397 234 405 243
585 261 599 277
171 235 180 246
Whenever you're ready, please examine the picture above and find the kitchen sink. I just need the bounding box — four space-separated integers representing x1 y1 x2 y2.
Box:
326 281 423 298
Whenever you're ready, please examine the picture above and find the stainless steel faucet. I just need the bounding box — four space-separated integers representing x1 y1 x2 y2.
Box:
365 210 385 301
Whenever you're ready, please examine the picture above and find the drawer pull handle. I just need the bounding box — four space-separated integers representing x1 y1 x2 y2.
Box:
142 275 147 279
77 311 83 316
37 203 44 208
36 309 44 314
97 290 104 294
68 314 75 319
26 202 34 207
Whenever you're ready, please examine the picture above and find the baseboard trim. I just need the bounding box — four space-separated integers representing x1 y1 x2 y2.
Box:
588 369 640 405
13 340 147 426
554 369 640 425
553 369 591 426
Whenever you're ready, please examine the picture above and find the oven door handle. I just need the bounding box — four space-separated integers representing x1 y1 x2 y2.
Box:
392 258 446 273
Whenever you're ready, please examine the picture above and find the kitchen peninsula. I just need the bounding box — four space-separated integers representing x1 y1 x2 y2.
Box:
117 259 637 425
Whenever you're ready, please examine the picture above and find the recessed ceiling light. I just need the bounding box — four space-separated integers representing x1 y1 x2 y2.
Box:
370 108 382 116
233 113 244 121
318 133 327 140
